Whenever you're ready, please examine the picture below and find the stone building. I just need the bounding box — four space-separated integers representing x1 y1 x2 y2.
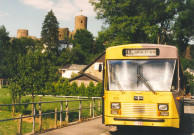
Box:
59 28 69 40
74 15 87 32
59 15 88 39
17 29 28 38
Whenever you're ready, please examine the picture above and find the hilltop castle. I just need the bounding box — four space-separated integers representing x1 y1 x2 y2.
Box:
17 15 88 40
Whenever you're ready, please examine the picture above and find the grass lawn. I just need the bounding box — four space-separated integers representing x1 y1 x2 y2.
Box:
0 88 102 134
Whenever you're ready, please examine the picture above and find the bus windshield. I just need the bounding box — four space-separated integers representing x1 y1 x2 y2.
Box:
107 60 176 91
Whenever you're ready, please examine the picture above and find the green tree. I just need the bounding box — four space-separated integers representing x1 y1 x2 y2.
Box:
70 81 79 96
9 51 59 103
0 25 10 78
184 71 194 95
71 44 86 64
79 83 87 96
56 47 73 66
41 10 59 53
90 0 185 46
62 79 71 95
87 81 95 97
73 29 95 53
1 36 38 79
173 0 194 54
73 29 100 64
52 80 64 95
95 82 103 97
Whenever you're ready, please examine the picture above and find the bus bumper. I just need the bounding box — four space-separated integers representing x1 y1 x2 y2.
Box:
104 116 180 128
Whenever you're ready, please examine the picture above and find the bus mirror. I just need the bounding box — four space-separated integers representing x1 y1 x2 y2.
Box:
99 64 102 72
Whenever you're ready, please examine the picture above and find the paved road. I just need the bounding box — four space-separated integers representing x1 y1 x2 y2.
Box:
40 117 113 135
41 98 194 135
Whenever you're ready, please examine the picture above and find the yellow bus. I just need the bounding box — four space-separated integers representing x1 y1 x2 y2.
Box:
102 44 184 128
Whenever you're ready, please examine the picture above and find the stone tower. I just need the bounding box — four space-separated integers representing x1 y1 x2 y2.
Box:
17 29 28 38
74 15 87 32
59 28 69 40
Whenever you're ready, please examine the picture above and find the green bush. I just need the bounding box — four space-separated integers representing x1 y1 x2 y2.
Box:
20 98 31 114
0 97 12 111
188 82 194 95
51 80 103 97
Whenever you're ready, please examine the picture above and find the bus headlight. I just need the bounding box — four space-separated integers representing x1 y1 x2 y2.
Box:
158 104 168 111
111 103 121 109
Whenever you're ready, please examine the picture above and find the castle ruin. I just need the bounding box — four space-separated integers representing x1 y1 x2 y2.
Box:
59 15 88 40
16 15 88 40
17 29 28 38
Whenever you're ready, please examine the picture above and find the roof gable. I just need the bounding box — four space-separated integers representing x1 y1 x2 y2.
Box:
79 52 105 74
60 64 87 70
69 73 102 82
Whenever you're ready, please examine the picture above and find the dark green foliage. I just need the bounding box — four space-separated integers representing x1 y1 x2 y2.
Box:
73 29 95 53
1 36 40 79
62 79 71 96
90 0 186 46
41 10 59 53
188 82 194 95
9 51 60 102
173 0 194 54
79 83 87 96
70 81 79 96
71 44 86 64
56 47 73 66
73 29 104 64
180 57 194 70
51 80 103 97
95 82 103 97
184 71 194 95
87 81 95 97
0 26 10 78
20 98 31 114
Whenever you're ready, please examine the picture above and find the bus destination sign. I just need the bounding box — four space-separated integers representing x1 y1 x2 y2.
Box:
123 49 159 57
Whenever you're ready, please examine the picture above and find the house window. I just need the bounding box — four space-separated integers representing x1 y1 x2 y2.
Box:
94 62 103 70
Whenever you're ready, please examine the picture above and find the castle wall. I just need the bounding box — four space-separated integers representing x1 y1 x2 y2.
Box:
17 29 28 38
74 15 87 32
59 28 69 40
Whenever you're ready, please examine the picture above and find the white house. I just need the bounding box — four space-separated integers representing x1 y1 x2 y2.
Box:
59 64 87 78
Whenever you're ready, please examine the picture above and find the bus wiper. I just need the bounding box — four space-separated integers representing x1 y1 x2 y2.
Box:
137 75 156 94
110 71 122 90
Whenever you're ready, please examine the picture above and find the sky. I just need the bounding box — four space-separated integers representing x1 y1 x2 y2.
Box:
0 0 104 38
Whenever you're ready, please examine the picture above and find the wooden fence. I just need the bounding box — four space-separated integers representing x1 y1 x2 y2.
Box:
0 79 8 88
0 98 102 135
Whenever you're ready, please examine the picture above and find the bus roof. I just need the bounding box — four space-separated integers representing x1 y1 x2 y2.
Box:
106 43 178 59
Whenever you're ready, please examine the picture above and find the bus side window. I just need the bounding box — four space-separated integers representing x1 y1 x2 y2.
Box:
171 62 178 91
179 63 184 90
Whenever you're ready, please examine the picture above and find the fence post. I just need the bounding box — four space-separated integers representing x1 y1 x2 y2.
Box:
6 79 8 86
55 108 58 128
90 102 92 116
98 101 101 111
93 99 95 118
60 102 63 127
39 110 42 132
0 79 2 88
79 100 82 121
18 114 22 135
12 101 15 117
39 98 42 132
33 103 36 133
65 100 69 123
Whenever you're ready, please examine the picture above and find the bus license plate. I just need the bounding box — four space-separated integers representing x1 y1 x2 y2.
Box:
134 121 143 125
